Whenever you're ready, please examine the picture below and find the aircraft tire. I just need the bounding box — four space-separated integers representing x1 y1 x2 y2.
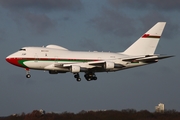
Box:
93 77 97 80
77 78 81 82
88 77 91 81
74 75 77 78
26 74 31 78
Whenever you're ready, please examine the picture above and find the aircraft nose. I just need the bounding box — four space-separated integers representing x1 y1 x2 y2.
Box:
6 56 12 64
6 55 17 65
6 55 23 67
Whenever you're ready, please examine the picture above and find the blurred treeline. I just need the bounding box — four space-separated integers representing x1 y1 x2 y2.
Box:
1 109 180 120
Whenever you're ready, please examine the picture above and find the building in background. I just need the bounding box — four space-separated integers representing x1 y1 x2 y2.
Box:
155 103 164 113
39 109 45 115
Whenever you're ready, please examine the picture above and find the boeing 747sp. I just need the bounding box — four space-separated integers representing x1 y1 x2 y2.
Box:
6 22 173 81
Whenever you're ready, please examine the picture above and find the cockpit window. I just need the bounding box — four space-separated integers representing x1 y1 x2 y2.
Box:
19 49 26 51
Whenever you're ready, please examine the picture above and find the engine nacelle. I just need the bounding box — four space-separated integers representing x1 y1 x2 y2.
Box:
70 65 80 73
104 61 115 69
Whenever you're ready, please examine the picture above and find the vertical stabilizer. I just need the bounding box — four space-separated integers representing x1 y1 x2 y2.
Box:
123 22 166 55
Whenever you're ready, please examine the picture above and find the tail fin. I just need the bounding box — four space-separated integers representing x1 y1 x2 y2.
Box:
123 22 166 55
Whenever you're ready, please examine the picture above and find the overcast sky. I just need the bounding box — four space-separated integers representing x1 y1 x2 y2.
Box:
0 0 179 116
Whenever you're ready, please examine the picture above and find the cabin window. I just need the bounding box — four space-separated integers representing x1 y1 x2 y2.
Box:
19 49 26 51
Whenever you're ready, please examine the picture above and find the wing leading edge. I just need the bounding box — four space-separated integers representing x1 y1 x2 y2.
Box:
54 60 125 71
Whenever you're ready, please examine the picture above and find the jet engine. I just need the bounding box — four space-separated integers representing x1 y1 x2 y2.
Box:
104 61 115 69
70 65 81 73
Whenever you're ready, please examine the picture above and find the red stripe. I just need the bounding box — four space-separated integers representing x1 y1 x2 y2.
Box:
6 57 100 68
142 34 160 38
142 34 150 38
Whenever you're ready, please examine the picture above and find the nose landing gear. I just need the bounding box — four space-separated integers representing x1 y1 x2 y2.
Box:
25 68 31 78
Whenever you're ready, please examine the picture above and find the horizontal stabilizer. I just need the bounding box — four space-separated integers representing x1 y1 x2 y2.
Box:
123 55 174 62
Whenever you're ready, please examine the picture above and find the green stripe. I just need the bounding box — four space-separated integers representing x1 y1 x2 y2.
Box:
18 60 28 67
18 59 96 66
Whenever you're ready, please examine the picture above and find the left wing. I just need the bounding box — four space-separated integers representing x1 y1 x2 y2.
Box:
62 60 105 67
54 60 125 70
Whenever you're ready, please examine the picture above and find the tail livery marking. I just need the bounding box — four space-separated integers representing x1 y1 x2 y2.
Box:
142 34 161 38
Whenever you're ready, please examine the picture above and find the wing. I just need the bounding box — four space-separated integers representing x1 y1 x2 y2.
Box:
61 60 105 67
54 60 125 72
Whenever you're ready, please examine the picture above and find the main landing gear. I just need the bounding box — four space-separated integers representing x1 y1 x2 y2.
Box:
74 73 81 82
74 72 97 82
84 72 97 81
25 68 31 78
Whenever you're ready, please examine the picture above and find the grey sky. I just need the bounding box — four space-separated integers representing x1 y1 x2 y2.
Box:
0 0 179 116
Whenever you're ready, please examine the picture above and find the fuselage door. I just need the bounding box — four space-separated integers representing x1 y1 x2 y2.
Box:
54 56 58 63
34 53 38 62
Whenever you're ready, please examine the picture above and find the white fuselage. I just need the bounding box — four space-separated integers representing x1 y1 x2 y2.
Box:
6 46 148 73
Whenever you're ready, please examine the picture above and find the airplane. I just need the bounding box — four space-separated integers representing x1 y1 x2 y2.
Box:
6 22 173 82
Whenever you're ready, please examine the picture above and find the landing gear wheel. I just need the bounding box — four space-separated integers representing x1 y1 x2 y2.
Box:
77 78 81 82
74 73 81 82
93 77 97 80
87 77 91 81
26 74 31 78
84 72 97 81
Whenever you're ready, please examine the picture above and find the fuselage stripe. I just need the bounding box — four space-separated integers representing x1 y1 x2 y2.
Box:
8 57 100 68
